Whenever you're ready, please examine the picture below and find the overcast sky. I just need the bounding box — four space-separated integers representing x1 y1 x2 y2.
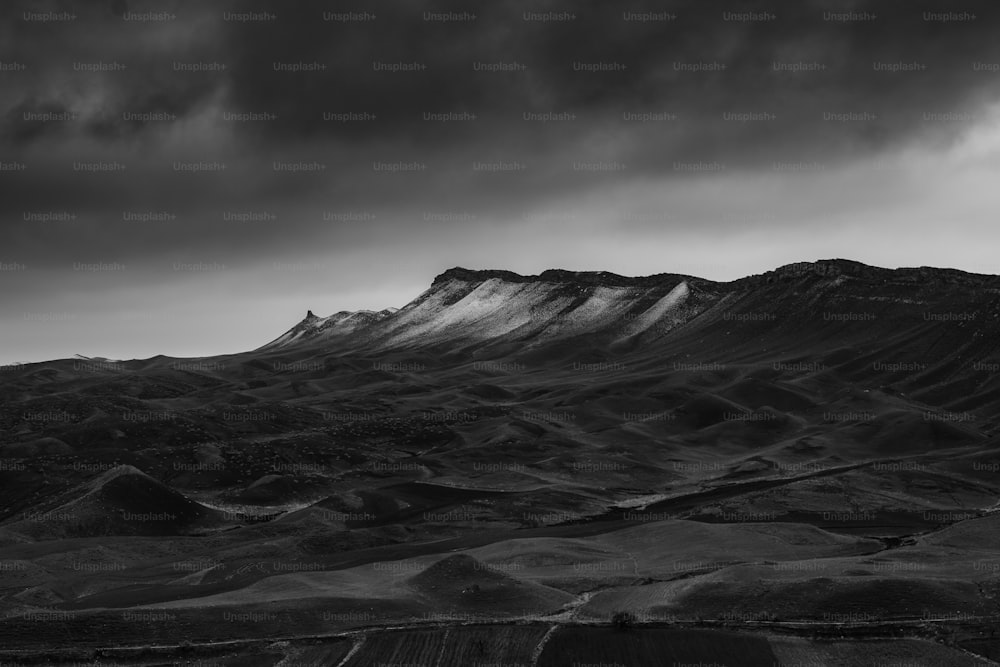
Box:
2 0 1000 364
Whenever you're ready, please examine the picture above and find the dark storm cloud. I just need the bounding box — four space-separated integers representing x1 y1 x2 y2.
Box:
109 0 128 18
2 98 76 145
203 0 1000 163
7 0 1000 158
3 0 1000 267
2 1 221 145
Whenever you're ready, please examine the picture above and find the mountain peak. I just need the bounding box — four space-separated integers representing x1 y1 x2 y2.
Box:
431 267 529 286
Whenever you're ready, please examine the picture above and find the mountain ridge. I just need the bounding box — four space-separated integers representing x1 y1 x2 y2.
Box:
432 259 1000 289
257 258 1000 354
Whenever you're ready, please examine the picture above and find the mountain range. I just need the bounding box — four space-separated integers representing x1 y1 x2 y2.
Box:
257 259 1000 418
3 259 1000 665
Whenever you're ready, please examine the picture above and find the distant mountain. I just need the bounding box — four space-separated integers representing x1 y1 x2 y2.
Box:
257 259 1000 367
